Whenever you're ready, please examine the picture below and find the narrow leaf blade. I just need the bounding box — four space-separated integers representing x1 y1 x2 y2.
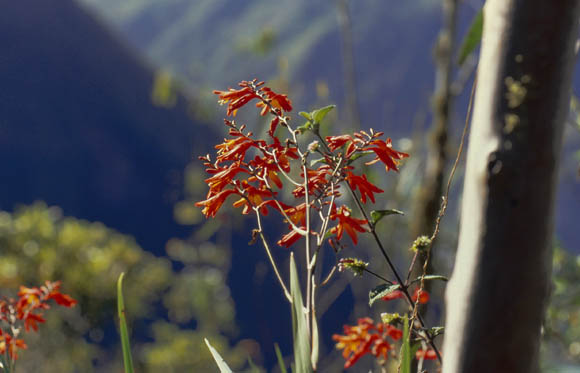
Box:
400 314 412 373
311 105 335 123
370 209 404 225
117 273 135 373
290 254 313 373
311 313 319 369
204 339 234 373
457 9 483 65
274 343 288 373
409 275 449 285
369 283 401 307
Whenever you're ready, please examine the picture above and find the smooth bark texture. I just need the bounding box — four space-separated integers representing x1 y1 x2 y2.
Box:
443 1 580 372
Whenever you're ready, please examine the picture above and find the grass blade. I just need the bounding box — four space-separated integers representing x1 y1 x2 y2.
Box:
400 314 411 373
204 338 233 373
457 8 483 65
117 272 134 373
274 343 288 373
289 253 312 373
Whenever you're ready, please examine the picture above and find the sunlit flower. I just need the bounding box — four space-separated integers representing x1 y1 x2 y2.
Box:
232 183 274 215
330 206 368 245
255 87 293 115
277 227 305 248
195 189 239 218
0 330 27 360
346 171 384 204
213 81 262 116
333 317 403 369
364 138 409 172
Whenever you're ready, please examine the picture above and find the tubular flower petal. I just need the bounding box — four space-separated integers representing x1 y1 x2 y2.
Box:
195 189 239 218
330 206 368 245
277 227 305 248
333 317 403 369
346 171 384 203
364 138 409 172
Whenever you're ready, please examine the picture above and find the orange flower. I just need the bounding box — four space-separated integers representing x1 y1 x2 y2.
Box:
326 135 357 158
346 171 384 204
333 317 402 369
277 227 305 248
195 189 238 218
330 206 368 245
292 166 334 198
364 138 409 172
215 132 260 163
416 348 438 360
213 81 261 116
232 183 274 215
205 162 249 196
413 288 430 304
0 330 27 360
381 287 429 304
255 87 293 115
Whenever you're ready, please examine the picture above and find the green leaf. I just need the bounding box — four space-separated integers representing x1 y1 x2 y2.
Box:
346 151 373 164
311 105 335 124
400 314 412 373
311 313 319 369
290 253 313 373
409 275 449 285
204 339 234 373
274 343 288 373
309 157 327 167
370 209 404 225
369 283 401 307
457 8 483 66
299 111 312 121
426 326 445 338
297 123 312 134
117 273 135 373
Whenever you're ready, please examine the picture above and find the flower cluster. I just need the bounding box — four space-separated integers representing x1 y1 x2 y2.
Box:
196 79 409 250
0 281 76 361
332 317 403 368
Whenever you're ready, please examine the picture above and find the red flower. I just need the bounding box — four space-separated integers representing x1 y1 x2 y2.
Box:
205 162 249 195
416 348 438 360
381 287 430 304
277 227 305 248
255 87 293 115
195 189 238 218
215 131 261 163
333 317 402 369
232 183 274 215
346 171 384 203
213 81 262 116
330 206 368 245
381 290 404 302
283 203 307 226
326 135 357 158
0 330 27 360
364 138 409 172
326 135 352 151
412 288 430 304
22 313 45 332
292 166 333 198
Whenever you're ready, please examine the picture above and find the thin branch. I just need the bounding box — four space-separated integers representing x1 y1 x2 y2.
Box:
254 209 292 302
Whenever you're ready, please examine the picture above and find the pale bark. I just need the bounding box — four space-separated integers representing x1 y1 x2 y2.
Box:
443 1 580 372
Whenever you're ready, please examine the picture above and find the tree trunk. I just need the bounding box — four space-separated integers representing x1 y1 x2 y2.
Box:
442 1 580 372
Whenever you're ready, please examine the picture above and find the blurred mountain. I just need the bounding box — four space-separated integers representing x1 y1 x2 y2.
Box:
76 0 580 250
77 0 442 134
0 0 217 254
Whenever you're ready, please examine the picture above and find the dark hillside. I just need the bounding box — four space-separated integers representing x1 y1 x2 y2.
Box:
0 0 215 253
